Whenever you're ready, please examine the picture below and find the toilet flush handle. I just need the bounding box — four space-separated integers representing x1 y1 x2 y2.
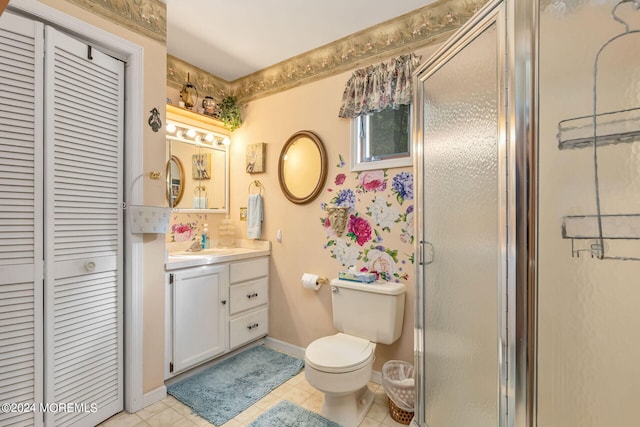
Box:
331 286 339 293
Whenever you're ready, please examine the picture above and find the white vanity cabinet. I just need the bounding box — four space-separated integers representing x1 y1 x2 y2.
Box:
167 264 229 375
229 257 270 349
165 251 270 378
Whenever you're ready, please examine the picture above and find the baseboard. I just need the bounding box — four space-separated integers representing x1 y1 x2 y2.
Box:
264 336 305 359
142 385 166 408
370 370 382 384
263 336 382 384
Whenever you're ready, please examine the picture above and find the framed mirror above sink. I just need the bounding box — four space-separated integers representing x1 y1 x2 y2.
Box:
278 130 328 204
166 104 230 213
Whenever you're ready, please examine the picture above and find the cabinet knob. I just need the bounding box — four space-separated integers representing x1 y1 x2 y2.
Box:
85 261 96 272
221 300 227 305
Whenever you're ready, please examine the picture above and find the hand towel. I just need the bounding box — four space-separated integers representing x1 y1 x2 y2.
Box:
247 193 263 239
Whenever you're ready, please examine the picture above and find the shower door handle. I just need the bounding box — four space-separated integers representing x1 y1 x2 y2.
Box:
420 241 435 265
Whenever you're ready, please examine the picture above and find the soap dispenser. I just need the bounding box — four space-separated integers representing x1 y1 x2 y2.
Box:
201 224 210 249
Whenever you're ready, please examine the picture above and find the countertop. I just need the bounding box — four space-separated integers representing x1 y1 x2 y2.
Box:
165 240 271 271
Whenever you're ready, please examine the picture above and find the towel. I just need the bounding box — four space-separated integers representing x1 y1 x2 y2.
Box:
247 193 263 239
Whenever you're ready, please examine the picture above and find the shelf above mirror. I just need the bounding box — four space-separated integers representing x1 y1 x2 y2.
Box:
166 104 226 131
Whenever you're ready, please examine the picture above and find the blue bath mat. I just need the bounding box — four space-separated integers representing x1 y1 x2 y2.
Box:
167 345 304 426
248 400 343 427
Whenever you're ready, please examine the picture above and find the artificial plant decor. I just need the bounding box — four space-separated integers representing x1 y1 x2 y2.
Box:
219 95 243 131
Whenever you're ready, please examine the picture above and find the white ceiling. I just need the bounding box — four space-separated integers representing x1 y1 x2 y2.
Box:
164 0 436 81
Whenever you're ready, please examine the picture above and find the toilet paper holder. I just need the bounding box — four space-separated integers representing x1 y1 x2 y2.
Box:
302 273 329 290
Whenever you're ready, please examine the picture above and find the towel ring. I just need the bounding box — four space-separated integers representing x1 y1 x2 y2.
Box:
248 180 264 195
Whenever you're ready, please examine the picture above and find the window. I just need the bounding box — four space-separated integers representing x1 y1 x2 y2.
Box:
351 104 412 171
338 53 420 170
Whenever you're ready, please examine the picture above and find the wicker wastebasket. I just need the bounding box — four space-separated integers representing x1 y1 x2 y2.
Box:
382 360 415 425
388 396 414 425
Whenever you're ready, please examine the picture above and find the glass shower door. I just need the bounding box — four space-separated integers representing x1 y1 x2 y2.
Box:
414 4 507 426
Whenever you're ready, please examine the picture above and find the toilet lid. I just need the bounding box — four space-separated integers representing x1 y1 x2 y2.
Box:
305 333 374 373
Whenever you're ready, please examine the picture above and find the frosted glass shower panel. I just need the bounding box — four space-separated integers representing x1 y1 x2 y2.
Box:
538 1 640 425
421 22 501 426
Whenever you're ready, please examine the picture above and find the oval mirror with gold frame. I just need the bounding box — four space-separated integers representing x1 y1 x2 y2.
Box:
166 155 185 207
278 130 328 204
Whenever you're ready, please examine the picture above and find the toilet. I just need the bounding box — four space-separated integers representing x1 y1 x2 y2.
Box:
305 278 406 427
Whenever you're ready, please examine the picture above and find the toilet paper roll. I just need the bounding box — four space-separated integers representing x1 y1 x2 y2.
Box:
302 273 321 291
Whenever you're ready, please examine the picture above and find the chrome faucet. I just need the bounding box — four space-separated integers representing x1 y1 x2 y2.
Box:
186 239 202 252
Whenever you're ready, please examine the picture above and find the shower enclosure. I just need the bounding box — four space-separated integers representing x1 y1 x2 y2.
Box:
413 1 521 425
413 0 640 426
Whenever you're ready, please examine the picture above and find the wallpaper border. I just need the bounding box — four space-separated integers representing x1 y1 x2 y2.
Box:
167 0 489 102
64 0 167 44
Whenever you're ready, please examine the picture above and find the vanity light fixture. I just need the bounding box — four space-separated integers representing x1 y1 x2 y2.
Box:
166 120 229 147
214 137 231 146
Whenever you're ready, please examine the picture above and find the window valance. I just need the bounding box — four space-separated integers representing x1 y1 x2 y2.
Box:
338 53 421 119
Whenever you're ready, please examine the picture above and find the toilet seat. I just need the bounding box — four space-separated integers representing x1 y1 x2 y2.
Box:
305 333 374 373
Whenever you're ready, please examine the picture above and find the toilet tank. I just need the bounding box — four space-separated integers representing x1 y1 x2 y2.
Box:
330 278 405 344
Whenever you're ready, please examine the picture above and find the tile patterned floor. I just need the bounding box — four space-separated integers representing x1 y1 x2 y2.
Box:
98 370 409 427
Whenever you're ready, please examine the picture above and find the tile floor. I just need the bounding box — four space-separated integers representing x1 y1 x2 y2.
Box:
98 370 409 427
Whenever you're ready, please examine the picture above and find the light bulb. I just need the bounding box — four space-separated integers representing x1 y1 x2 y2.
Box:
186 129 196 138
166 123 176 133
205 133 215 143
222 137 231 146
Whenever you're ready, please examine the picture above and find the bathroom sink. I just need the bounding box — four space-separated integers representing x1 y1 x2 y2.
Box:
171 248 235 257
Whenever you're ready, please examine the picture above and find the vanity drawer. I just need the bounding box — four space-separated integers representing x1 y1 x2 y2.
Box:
230 277 268 315
230 257 268 283
229 308 268 350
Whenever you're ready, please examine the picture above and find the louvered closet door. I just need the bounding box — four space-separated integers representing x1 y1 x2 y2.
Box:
43 27 124 427
0 12 44 427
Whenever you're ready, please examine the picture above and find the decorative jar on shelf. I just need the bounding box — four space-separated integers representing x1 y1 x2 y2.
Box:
202 96 216 116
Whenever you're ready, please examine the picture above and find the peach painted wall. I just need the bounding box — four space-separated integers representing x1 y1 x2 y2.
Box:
222 43 439 370
36 0 168 394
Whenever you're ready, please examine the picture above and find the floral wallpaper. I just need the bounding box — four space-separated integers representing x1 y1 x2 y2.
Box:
320 155 414 283
167 213 209 244
170 220 197 243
